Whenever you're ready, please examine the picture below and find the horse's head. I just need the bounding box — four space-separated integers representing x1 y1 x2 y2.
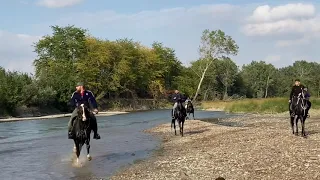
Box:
77 104 89 121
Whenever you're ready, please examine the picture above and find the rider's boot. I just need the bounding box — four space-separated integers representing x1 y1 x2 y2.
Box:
68 131 73 139
91 116 101 140
93 132 101 139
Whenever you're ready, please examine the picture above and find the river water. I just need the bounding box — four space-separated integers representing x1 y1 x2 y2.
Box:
0 109 236 180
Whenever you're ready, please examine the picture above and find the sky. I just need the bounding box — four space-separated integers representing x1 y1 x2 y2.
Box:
1 0 320 73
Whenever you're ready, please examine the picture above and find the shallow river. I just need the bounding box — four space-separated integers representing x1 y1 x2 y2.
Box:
0 109 237 180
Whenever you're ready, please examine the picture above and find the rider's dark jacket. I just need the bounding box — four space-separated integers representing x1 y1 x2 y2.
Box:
70 90 98 109
289 85 305 100
171 93 185 103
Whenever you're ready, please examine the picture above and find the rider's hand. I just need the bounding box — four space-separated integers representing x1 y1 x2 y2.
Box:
288 100 291 103
93 109 99 114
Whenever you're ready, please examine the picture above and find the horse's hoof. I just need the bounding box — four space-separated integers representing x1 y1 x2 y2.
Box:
87 155 92 161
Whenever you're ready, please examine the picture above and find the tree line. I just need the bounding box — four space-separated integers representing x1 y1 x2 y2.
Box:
0 25 318 116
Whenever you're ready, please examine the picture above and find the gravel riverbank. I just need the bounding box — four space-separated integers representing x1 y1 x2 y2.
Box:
111 111 320 180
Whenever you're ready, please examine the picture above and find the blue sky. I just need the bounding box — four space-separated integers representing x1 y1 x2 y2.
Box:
0 0 319 73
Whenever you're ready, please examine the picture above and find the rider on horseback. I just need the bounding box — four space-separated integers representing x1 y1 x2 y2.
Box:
185 97 191 109
289 79 306 117
171 90 185 118
68 82 101 140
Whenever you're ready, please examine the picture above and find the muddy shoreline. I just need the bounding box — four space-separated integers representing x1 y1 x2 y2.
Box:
110 111 320 180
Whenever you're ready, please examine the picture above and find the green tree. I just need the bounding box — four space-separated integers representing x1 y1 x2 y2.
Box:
215 57 238 99
193 29 239 101
33 25 87 109
241 61 277 98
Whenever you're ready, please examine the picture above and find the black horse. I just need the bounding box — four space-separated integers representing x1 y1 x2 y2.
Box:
72 104 93 165
185 99 195 120
289 91 308 137
171 100 187 136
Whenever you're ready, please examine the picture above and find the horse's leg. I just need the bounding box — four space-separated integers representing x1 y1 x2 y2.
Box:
172 118 176 135
301 115 306 137
192 111 195 120
74 140 81 164
73 143 77 153
86 138 92 161
295 115 299 136
178 120 182 136
181 119 185 137
290 116 294 134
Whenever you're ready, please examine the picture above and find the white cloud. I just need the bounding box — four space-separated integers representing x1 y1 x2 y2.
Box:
242 3 320 36
36 0 83 8
248 3 315 23
0 31 40 73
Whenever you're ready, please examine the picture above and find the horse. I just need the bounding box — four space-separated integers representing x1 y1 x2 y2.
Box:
185 99 195 120
289 90 308 137
71 104 93 165
171 100 187 136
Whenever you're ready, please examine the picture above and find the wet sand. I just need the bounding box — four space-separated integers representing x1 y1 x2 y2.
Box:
111 109 320 180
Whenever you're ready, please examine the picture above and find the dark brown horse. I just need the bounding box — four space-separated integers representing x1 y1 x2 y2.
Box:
289 90 308 137
171 100 187 136
72 104 92 165
185 99 195 120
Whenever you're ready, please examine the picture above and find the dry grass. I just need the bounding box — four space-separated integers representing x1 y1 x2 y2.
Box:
111 114 320 180
201 98 320 114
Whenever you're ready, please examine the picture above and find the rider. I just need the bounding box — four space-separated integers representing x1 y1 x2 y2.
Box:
171 90 185 118
68 82 101 140
289 79 305 117
184 96 192 109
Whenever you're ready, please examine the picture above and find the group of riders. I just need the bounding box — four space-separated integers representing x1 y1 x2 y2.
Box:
67 83 191 140
67 79 310 140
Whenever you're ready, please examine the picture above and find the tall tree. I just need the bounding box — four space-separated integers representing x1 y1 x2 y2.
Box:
215 57 238 99
241 61 277 98
193 29 239 101
33 25 87 109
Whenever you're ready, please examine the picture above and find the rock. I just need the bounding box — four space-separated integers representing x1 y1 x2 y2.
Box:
215 177 225 180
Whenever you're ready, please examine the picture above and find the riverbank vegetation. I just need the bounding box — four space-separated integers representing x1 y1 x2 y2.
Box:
2 25 320 117
202 98 320 113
